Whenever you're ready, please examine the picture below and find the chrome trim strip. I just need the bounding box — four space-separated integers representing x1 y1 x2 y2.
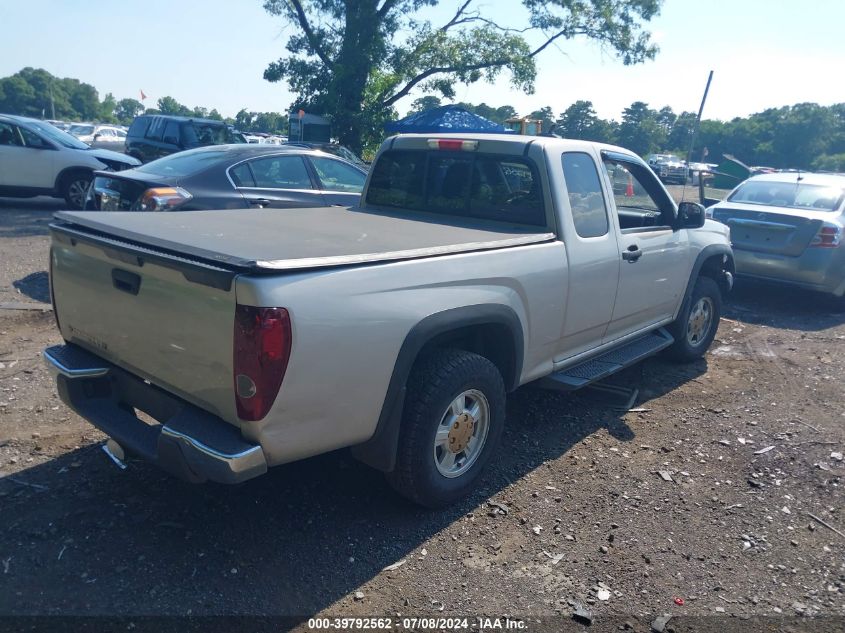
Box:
159 426 263 462
101 443 127 470
43 349 110 378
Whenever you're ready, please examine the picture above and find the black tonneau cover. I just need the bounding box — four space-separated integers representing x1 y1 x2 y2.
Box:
52 206 555 274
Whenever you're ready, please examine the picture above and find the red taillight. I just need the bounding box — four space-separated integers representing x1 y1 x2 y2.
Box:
233 305 292 421
426 139 479 151
810 223 842 248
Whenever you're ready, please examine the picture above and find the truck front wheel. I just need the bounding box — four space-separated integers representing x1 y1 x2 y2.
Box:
666 276 722 362
387 349 506 508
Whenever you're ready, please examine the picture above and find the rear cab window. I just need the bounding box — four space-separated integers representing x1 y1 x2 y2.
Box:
366 150 547 227
561 152 609 238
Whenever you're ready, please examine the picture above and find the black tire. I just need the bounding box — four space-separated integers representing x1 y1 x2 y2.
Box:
666 276 722 362
386 348 506 508
60 170 93 210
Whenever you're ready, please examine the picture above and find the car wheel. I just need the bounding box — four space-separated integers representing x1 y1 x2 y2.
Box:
666 276 722 362
61 170 93 210
386 348 506 508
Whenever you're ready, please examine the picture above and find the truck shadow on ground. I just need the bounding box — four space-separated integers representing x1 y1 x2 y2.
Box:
0 356 704 620
11 271 50 303
723 279 845 332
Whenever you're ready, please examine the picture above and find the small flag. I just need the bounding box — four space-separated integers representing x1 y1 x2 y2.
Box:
140 89 147 101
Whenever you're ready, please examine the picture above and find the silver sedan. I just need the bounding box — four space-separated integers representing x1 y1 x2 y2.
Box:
707 172 845 298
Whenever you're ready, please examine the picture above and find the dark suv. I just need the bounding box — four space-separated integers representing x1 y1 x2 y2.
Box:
125 115 245 163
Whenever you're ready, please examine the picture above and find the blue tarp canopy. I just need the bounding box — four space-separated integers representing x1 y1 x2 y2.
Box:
385 105 513 134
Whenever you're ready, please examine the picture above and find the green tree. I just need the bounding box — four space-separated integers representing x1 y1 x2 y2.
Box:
556 100 616 143
263 0 662 152
114 98 145 124
192 106 209 118
234 108 255 132
409 95 442 113
207 108 224 121
157 96 190 116
617 101 663 156
99 92 117 123
457 103 517 124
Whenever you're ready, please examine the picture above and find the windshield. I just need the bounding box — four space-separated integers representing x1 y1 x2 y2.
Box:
135 147 231 177
27 120 90 149
69 124 95 136
728 180 845 212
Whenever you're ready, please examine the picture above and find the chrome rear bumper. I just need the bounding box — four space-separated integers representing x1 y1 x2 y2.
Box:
43 344 267 484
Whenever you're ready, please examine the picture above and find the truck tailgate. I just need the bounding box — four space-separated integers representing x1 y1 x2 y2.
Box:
50 225 240 423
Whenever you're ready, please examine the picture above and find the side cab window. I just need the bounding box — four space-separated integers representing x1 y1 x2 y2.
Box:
601 152 676 232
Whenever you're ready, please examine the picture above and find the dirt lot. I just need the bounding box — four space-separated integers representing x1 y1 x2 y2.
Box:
0 199 843 632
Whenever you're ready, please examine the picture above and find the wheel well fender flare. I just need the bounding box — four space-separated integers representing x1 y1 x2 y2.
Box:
54 166 95 193
350 304 524 472
675 244 734 321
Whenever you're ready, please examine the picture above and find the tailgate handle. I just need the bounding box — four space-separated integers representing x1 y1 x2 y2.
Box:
112 268 141 295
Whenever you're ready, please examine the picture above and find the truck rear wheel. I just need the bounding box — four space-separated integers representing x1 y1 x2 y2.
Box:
666 276 721 362
387 348 505 508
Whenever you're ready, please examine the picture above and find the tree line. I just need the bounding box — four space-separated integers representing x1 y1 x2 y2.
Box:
0 68 288 136
1 67 843 171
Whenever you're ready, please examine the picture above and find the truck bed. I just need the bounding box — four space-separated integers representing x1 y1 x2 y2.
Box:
53 206 555 273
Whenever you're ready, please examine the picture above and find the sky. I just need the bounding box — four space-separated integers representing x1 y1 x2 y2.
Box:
0 0 843 122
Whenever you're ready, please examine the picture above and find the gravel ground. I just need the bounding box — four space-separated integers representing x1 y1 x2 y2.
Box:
0 200 843 633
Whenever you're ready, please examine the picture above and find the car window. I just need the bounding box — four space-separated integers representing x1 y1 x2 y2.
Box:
19 126 50 149
145 118 165 141
309 157 365 193
163 121 180 144
69 124 94 136
247 155 313 189
26 121 87 149
229 162 255 187
366 150 546 227
135 148 232 176
184 123 239 147
0 122 22 146
562 152 609 238
728 180 845 212
128 117 150 138
602 155 675 231
116 129 127 138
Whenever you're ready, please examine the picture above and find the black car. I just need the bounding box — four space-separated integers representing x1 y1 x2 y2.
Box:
125 115 245 163
84 144 368 212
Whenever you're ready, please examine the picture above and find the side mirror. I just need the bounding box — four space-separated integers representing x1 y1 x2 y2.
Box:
93 134 102 141
678 201 706 229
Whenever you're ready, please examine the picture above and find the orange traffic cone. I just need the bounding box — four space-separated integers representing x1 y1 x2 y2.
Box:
625 175 634 197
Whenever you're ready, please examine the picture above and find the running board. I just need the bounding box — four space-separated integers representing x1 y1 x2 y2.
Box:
540 329 674 391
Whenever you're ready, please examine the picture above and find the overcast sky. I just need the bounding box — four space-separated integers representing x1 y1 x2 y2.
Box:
1 0 842 122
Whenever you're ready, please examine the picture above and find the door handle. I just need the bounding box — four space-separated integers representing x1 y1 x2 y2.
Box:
112 268 141 295
247 198 272 208
622 245 642 262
